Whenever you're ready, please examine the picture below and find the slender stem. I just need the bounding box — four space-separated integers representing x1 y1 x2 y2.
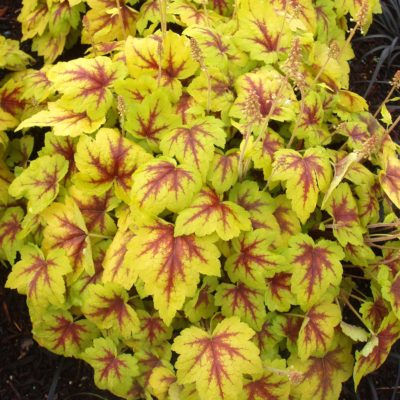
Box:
285 312 305 319
89 233 113 240
386 114 400 136
238 126 252 181
340 295 375 335
366 232 400 243
374 85 396 118
343 273 369 280
203 68 212 113
201 0 210 27
367 221 400 229
287 87 305 148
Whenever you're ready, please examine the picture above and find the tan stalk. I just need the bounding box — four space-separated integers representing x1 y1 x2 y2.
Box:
200 0 210 27
157 0 168 86
117 95 126 136
190 38 211 113
115 0 127 40
373 71 400 117
386 114 400 136
340 294 375 335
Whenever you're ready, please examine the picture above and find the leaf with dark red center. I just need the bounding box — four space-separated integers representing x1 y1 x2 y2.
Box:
336 121 370 150
215 282 265 330
6 244 71 306
0 206 24 263
355 181 380 226
235 2 291 63
74 128 152 203
9 155 68 214
379 155 400 209
289 335 353 400
125 90 179 149
184 276 219 323
126 220 220 325
354 313 400 388
70 187 119 235
16 101 106 136
33 308 99 357
125 32 198 99
48 56 127 119
343 243 376 267
42 197 94 277
83 0 138 44
82 282 140 339
230 68 296 126
274 314 302 353
251 129 284 179
324 182 365 246
241 371 290 400
102 223 136 288
83 337 139 397
229 181 280 232
297 302 341 360
160 116 226 179
169 1 211 27
172 316 262 400
271 147 331 223
264 272 295 312
131 157 202 215
175 186 251 240
0 78 26 121
0 108 18 131
360 296 390 333
207 149 239 194
288 234 344 310
21 68 53 103
225 229 285 290
253 314 283 359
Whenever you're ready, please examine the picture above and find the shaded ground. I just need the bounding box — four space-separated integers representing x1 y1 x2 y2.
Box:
0 1 400 399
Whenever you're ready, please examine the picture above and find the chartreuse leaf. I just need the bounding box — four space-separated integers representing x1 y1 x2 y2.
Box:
16 101 106 136
229 181 280 231
160 116 226 179
172 316 262 400
297 302 341 360
354 313 400 388
215 282 265 330
235 1 290 64
74 128 152 203
82 282 140 339
83 337 139 397
6 244 71 306
324 183 365 246
48 56 127 119
225 229 285 290
379 155 400 209
42 197 94 277
131 157 202 215
0 207 24 263
175 187 251 240
125 31 198 98
184 277 219 323
271 147 331 223
207 149 239 194
288 234 344 310
9 155 68 214
360 296 389 333
264 272 295 312
82 0 138 44
32 308 99 357
125 90 179 148
340 322 369 343
289 334 354 400
126 220 221 325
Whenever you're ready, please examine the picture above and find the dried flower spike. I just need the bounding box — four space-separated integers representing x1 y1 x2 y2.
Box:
391 70 400 89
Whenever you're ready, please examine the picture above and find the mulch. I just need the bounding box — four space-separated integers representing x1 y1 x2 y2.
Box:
0 1 400 399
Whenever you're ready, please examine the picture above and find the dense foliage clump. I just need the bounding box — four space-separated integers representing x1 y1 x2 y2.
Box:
2 0 400 399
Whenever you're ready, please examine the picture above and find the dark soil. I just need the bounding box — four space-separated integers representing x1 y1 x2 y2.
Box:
0 1 400 399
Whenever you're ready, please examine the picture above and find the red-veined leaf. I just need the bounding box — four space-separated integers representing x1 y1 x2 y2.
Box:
264 272 295 312
172 316 262 400
288 234 344 310
83 337 139 397
74 128 152 203
0 207 24 263
82 282 140 339
297 302 341 360
6 244 71 306
126 220 221 325
207 149 239 194
379 155 400 209
225 229 285 289
240 371 290 400
175 186 251 240
131 157 202 215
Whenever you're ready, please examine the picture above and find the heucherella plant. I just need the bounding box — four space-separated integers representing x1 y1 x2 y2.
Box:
3 0 400 399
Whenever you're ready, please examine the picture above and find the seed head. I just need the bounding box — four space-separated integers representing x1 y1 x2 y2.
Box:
243 89 262 123
391 70 400 89
117 95 126 118
328 41 341 60
190 38 206 70
284 37 305 89
356 0 369 31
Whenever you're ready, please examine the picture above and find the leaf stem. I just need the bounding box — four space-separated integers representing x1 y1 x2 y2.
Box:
89 233 113 240
115 0 127 40
340 295 374 335
374 85 396 118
